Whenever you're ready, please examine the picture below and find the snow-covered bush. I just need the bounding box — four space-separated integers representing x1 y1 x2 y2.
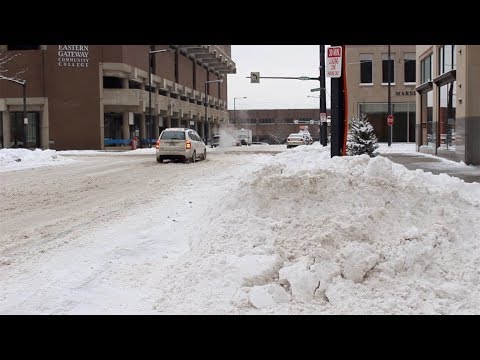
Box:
347 113 379 157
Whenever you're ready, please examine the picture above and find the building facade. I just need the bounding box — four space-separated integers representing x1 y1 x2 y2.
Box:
0 45 235 150
346 45 416 142
228 108 330 144
416 45 480 165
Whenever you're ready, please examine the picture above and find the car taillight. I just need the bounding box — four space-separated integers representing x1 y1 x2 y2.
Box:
155 140 160 149
186 140 192 149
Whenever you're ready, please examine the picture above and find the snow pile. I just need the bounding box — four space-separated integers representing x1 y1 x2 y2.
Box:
0 148 75 171
154 146 480 314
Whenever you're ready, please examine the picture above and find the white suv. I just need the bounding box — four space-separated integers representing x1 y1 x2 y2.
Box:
155 128 207 163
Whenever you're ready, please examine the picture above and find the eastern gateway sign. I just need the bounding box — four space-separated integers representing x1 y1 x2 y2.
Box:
58 45 90 68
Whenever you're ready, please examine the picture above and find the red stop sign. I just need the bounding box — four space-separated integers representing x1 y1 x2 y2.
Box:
387 114 394 126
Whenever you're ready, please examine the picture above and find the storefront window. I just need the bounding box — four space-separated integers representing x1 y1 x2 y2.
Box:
358 102 415 142
104 113 123 146
421 90 434 147
438 81 456 149
9 112 39 148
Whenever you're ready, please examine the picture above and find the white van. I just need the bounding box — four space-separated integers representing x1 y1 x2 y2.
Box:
155 128 207 163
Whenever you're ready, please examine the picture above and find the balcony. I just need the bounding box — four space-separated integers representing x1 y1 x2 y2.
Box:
172 45 236 75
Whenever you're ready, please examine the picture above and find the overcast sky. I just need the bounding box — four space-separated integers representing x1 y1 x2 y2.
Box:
227 45 332 111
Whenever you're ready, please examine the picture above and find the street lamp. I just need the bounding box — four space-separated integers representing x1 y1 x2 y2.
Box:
233 97 247 125
148 47 175 147
204 78 223 143
22 81 26 147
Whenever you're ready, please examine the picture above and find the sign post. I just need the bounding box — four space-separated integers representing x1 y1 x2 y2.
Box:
327 46 342 78
329 45 345 157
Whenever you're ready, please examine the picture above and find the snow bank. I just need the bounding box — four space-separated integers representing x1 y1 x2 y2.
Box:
154 145 480 314
0 148 75 172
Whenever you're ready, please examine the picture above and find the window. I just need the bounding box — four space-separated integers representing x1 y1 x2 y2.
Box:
421 54 432 83
438 81 456 149
161 131 185 140
259 118 273 124
9 112 40 148
439 45 456 74
103 76 123 89
420 90 434 146
104 113 124 146
358 103 415 142
382 53 395 83
404 53 416 83
360 54 373 84
129 80 142 89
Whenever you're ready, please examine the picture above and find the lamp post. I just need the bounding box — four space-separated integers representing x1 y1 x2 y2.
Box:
204 78 223 144
387 44 392 147
233 97 247 125
22 82 27 147
148 47 175 147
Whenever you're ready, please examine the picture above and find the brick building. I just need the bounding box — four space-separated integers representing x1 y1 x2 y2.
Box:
228 108 330 144
0 45 235 150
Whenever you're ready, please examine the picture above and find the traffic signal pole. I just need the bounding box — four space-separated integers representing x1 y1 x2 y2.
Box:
247 52 348 157
319 45 327 146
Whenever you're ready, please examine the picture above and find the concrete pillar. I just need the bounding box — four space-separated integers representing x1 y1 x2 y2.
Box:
122 78 129 89
2 111 10 148
122 112 130 140
140 113 146 147
166 117 172 128
154 115 160 139
40 100 49 149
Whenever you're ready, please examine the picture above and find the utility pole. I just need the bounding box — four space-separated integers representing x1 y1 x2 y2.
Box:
319 45 327 146
388 45 392 147
23 82 27 147
330 45 345 157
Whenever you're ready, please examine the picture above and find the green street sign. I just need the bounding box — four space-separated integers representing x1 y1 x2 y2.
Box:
298 76 310 80
310 87 321 92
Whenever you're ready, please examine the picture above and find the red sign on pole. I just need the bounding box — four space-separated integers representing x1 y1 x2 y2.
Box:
327 46 342 78
387 114 394 126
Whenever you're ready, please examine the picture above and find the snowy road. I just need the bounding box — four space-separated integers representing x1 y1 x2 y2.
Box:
0 147 277 313
1 144 480 314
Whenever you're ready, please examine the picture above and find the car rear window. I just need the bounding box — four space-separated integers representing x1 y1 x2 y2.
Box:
161 131 185 140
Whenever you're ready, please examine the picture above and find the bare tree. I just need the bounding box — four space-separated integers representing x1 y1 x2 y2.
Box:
0 52 26 85
1 52 28 147
269 129 283 144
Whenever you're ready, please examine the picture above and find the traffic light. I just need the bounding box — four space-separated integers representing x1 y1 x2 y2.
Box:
250 72 260 83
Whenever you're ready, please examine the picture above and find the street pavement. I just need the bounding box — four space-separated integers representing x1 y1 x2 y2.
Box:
383 153 480 184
